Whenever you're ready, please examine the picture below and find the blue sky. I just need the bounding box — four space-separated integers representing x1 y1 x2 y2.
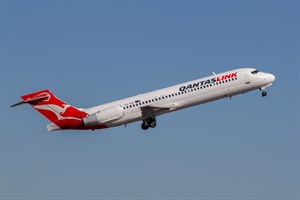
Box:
1 1 299 200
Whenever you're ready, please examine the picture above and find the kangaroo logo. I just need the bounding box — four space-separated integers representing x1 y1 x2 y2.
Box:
59 104 71 114
32 92 76 121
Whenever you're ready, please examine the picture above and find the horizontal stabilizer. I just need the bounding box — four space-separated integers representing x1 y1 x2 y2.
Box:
10 95 48 107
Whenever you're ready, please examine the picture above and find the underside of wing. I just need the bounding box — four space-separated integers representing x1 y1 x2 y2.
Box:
140 103 179 119
144 103 179 110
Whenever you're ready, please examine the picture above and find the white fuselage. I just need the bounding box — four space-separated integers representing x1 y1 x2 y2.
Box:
83 68 275 128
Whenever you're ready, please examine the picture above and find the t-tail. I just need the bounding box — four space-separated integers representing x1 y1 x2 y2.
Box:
11 90 88 131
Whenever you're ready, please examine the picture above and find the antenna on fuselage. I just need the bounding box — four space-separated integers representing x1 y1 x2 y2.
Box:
212 72 216 75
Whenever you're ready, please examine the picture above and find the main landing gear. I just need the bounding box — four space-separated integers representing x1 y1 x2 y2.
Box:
141 118 157 130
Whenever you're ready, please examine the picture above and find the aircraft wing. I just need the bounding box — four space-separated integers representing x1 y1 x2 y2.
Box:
140 103 179 119
144 103 179 110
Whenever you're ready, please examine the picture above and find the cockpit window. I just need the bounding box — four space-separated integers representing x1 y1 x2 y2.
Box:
251 69 259 74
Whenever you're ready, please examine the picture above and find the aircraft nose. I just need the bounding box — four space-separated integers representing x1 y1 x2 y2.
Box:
260 73 275 83
268 73 275 82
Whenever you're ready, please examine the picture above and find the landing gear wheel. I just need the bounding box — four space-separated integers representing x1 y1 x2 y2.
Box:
141 123 150 130
262 91 267 97
149 120 157 128
141 118 157 130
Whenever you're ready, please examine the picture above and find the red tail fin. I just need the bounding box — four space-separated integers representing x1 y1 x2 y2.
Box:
11 90 88 129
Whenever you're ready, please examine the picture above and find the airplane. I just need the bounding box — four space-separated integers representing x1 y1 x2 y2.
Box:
11 68 275 131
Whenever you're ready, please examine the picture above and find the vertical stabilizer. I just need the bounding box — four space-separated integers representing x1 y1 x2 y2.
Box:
11 90 88 129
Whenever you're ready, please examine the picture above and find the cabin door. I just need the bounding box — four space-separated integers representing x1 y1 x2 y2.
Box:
244 74 250 84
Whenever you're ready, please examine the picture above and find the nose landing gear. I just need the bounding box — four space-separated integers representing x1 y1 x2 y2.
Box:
260 87 268 97
260 83 273 97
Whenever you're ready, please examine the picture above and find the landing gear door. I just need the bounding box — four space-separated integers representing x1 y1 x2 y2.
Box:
244 74 250 84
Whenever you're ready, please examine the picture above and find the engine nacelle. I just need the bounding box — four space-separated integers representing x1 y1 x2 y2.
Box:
83 105 124 126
